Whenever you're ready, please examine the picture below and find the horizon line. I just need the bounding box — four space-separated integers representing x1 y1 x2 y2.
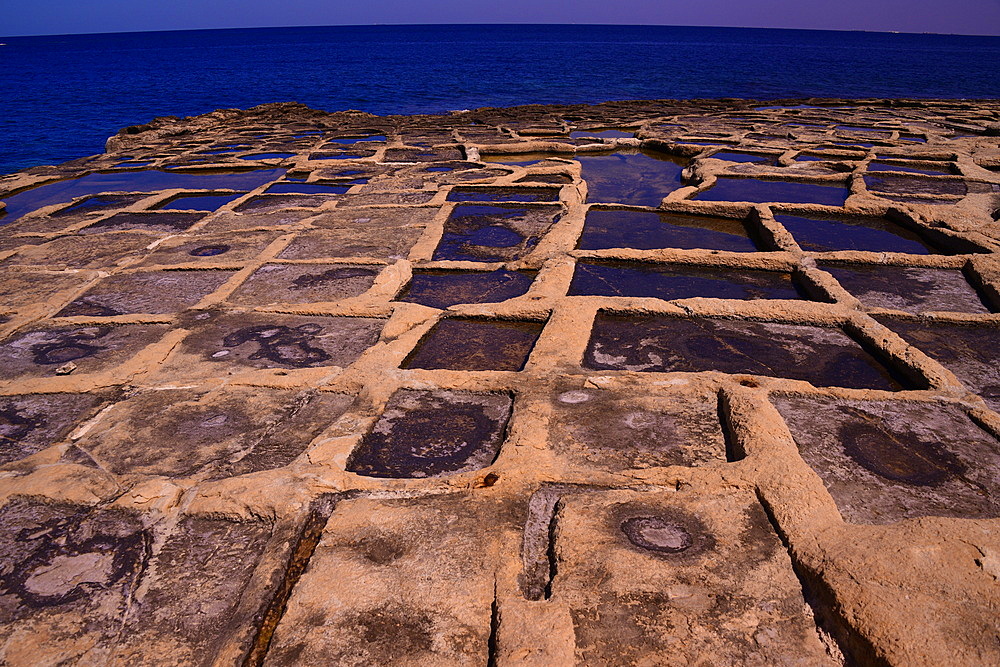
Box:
4 22 1000 40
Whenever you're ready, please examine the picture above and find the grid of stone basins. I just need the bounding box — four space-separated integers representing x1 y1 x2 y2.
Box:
1 99 1000 665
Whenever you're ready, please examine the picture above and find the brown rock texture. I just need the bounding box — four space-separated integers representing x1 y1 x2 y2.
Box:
2 97 1000 665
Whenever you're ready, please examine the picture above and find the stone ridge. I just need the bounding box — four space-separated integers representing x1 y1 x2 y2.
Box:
0 98 999 665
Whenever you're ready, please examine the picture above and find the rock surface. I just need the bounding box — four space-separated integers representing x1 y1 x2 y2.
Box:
2 97 1000 665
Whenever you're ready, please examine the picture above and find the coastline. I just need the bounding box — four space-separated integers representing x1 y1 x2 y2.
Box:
0 97 999 664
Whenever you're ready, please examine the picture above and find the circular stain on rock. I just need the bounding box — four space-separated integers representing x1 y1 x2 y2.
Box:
615 506 714 558
839 419 962 486
32 342 102 365
558 390 591 404
189 244 231 257
31 328 110 366
621 516 693 553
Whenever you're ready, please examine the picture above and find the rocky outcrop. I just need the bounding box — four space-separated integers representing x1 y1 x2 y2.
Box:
1 98 1000 665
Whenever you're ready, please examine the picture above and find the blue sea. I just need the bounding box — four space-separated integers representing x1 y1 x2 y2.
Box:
2 24 999 175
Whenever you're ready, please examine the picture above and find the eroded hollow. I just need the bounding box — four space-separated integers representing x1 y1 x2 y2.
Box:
235 194 336 212
864 173 967 196
774 213 940 254
346 389 512 478
577 149 690 206
156 192 246 211
707 151 777 164
774 396 1000 523
821 263 991 314
569 260 808 301
570 129 634 139
692 178 849 206
584 312 909 391
227 264 379 305
265 182 352 195
866 161 951 176
578 208 763 252
875 317 1000 411
309 150 376 161
81 211 208 234
480 153 564 167
55 270 234 317
395 269 535 309
433 204 560 262
401 318 544 371
446 187 560 203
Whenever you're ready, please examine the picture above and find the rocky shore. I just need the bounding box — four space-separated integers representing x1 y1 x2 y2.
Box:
1 98 1000 665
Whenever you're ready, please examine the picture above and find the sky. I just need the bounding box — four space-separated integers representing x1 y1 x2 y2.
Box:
4 0 1000 37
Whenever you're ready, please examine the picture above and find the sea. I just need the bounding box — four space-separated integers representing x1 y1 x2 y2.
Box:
2 24 999 175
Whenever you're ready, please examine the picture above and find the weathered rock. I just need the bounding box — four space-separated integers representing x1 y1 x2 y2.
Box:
2 97 1000 665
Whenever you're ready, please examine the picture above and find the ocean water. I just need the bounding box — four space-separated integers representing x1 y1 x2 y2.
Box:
2 24 999 175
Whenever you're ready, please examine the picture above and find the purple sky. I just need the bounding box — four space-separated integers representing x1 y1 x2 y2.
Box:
5 0 1000 37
